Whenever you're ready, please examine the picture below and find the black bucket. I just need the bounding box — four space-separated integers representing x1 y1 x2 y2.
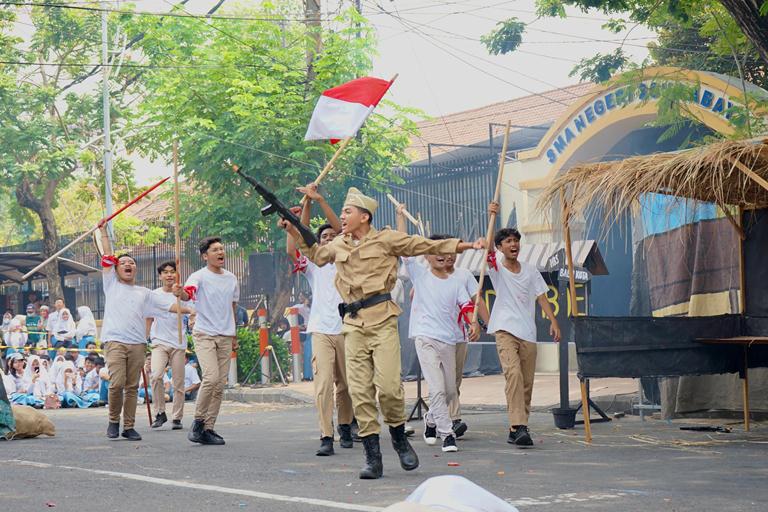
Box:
551 407 577 429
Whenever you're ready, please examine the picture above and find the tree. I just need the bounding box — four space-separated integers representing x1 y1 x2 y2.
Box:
0 4 138 298
126 5 418 321
482 0 768 138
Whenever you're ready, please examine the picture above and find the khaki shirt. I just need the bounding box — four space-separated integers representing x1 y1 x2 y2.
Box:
298 227 461 327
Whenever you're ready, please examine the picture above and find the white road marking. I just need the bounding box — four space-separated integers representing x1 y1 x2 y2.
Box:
4 459 382 512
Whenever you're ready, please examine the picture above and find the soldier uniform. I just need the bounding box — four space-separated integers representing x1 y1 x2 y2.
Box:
297 188 464 479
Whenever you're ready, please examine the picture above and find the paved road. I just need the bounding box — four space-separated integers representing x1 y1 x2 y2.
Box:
2 402 767 511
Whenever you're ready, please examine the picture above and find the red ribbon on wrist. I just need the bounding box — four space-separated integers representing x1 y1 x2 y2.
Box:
486 251 498 271
183 286 197 301
292 249 308 274
100 255 119 268
458 301 476 338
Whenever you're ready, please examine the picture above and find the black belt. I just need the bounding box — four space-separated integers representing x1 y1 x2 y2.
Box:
338 293 392 319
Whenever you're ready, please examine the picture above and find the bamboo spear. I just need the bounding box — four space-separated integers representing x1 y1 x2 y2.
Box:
173 141 184 346
21 176 170 281
472 120 512 323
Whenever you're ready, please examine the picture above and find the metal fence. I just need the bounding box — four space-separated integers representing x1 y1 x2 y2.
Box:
374 153 499 240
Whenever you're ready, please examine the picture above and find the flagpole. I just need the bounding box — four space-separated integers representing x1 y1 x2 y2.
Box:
386 193 420 228
472 120 512 323
300 74 398 205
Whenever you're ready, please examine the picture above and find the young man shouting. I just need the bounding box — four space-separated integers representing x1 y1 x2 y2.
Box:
281 187 483 479
486 202 561 447
174 237 239 446
286 183 354 457
99 227 176 441
148 261 193 431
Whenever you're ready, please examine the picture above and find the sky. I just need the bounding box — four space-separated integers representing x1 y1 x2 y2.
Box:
17 0 656 184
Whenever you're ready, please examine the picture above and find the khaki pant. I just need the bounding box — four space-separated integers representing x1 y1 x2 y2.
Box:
414 336 456 438
150 343 186 421
343 316 405 437
193 333 232 430
105 341 146 429
449 341 468 420
495 331 537 427
311 333 353 438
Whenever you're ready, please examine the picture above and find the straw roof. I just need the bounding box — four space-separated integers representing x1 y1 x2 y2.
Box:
538 139 768 224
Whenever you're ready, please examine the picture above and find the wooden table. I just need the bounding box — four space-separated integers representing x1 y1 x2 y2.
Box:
696 336 768 431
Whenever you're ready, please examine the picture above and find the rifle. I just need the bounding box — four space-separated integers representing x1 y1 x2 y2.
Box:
233 165 318 247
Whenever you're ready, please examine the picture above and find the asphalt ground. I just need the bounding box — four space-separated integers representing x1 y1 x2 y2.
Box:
2 402 767 512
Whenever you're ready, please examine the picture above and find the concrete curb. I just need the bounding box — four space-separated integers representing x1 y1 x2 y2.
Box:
224 387 314 405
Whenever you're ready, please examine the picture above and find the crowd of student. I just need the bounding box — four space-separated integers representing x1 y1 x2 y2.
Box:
0 295 202 413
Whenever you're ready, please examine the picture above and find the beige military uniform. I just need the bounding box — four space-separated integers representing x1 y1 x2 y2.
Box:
299 227 460 437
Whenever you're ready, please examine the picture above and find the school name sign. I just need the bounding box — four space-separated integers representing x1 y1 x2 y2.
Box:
545 81 737 164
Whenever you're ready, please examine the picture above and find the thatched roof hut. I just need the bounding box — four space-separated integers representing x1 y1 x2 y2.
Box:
538 139 768 234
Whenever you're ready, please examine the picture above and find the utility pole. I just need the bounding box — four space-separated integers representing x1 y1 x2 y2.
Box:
304 0 321 84
101 2 114 241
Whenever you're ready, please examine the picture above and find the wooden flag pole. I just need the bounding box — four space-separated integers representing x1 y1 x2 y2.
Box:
472 120 512 323
386 193 421 228
173 141 184 347
300 136 354 204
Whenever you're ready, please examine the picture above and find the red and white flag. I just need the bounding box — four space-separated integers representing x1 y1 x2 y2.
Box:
304 76 395 143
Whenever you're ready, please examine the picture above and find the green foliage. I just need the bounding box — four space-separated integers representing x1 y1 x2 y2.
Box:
569 48 630 83
236 327 292 384
480 18 526 55
126 5 419 251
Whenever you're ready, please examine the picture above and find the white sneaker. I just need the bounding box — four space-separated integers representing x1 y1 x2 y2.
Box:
442 435 458 452
423 422 437 446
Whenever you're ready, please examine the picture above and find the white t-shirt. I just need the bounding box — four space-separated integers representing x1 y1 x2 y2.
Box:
101 270 172 345
404 257 471 345
149 288 191 350
83 368 100 392
184 363 201 389
185 267 239 336
487 250 549 343
302 262 342 335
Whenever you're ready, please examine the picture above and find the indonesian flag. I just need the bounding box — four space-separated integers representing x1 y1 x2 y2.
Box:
304 76 395 143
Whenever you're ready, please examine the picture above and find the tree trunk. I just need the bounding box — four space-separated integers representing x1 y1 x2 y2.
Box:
719 0 768 67
304 0 322 84
16 179 65 302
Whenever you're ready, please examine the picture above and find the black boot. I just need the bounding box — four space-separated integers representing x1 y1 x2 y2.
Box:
151 412 167 429
389 424 419 471
338 424 353 449
359 434 383 480
316 436 334 456
188 419 205 444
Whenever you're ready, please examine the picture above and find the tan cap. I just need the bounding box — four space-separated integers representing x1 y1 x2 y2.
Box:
344 187 378 215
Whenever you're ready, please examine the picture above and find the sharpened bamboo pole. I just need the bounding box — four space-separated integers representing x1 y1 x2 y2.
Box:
386 193 420 228
173 141 184 347
471 120 512 323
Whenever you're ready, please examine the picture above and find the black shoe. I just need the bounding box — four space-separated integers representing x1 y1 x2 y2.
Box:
359 434 383 479
452 419 468 438
316 436 334 456
151 412 168 429
121 428 142 441
423 421 437 446
106 422 119 439
509 425 533 447
188 419 205 444
172 420 183 430
32 403 44 410
442 435 458 453
97 400 107 407
200 429 225 445
338 424 354 449
389 424 419 471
